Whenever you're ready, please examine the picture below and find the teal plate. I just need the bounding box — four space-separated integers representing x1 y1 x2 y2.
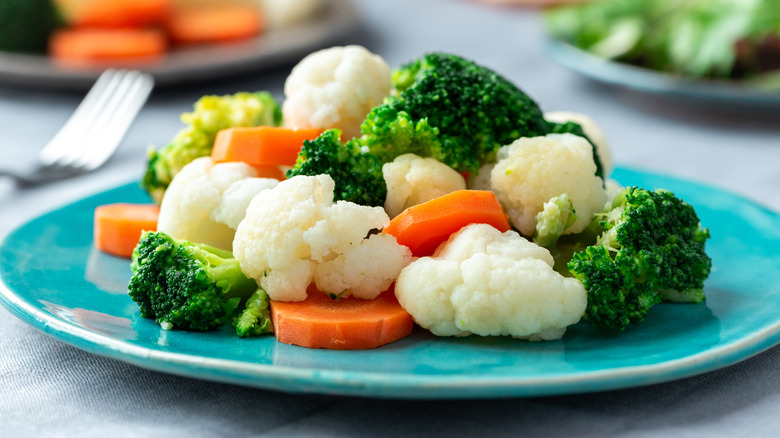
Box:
2 167 780 399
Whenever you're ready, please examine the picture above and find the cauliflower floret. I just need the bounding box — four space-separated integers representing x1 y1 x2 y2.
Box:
382 153 467 218
233 174 412 302
157 157 278 250
395 223 587 341
545 111 613 176
490 133 607 236
283 45 392 140
466 163 494 191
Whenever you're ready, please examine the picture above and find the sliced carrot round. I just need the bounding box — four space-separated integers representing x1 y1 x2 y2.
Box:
270 285 413 350
166 4 264 44
383 190 510 257
49 28 168 62
94 203 160 258
60 0 171 28
212 126 324 168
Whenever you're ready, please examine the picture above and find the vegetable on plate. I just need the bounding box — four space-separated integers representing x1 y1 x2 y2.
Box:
128 230 272 336
270 285 413 350
211 126 323 168
568 186 712 330
93 203 159 258
383 190 511 257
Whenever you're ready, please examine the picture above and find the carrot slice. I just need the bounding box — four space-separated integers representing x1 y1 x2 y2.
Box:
270 285 413 350
56 0 171 28
94 203 160 258
212 127 323 167
253 165 286 181
49 28 168 62
166 4 264 44
383 190 511 257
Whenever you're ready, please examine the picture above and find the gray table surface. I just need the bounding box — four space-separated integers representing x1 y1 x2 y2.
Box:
2 1 780 437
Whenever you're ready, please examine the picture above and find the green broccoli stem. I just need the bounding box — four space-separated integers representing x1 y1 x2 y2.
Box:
233 288 273 338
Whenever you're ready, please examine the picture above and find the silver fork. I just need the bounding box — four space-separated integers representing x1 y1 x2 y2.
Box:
1 69 154 186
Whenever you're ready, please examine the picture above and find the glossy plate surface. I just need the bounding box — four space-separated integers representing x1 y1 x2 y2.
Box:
0 0 357 91
2 168 780 399
543 37 780 110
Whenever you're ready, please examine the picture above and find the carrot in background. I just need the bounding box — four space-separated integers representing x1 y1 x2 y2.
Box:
49 28 168 62
55 0 171 28
166 3 264 44
212 127 323 167
94 203 160 258
383 190 511 257
270 285 413 350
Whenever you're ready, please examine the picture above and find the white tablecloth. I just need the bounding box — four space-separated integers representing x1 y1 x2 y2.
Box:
2 1 779 436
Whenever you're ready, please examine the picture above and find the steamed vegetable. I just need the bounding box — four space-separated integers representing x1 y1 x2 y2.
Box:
142 91 282 202
128 231 269 334
366 52 554 174
395 223 587 341
488 133 607 237
282 45 393 140
270 286 413 350
233 288 273 338
383 190 511 257
382 153 466 219
211 126 322 167
94 203 160 258
286 128 388 206
232 174 412 302
568 186 712 330
156 156 278 251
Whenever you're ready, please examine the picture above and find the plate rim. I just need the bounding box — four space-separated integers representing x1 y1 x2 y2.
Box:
2 167 780 399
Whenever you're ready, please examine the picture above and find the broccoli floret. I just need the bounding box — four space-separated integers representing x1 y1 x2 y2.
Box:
376 52 552 174
233 288 273 338
0 0 60 53
286 129 387 206
533 194 578 248
359 107 442 164
141 92 282 203
128 231 260 332
568 186 712 330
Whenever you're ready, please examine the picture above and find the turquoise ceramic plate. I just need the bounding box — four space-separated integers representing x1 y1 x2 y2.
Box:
2 168 780 399
543 37 780 111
